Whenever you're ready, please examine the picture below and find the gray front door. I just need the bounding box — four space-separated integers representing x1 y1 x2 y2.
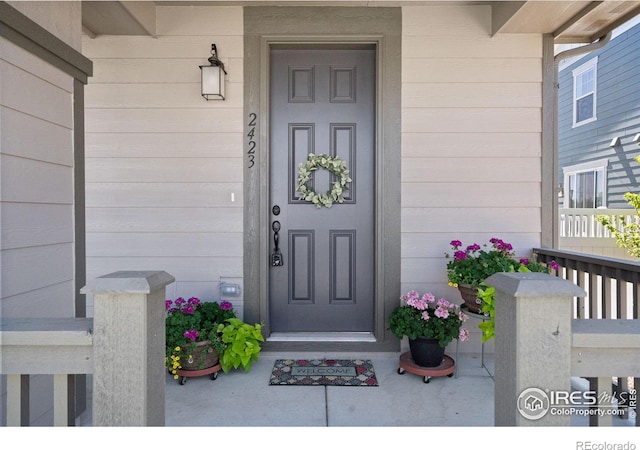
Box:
269 46 375 332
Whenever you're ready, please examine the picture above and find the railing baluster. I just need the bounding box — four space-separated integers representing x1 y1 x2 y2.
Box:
535 248 640 426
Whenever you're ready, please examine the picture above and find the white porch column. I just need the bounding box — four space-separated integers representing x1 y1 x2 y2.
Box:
81 271 174 426
486 272 585 426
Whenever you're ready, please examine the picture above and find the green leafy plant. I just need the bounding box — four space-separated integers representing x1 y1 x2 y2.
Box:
596 155 640 259
445 238 519 289
477 259 559 342
388 290 468 347
165 298 236 379
217 318 264 373
477 285 496 343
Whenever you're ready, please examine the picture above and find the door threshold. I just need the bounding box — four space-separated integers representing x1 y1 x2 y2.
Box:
268 332 377 342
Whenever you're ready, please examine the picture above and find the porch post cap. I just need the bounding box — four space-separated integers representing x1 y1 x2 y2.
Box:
80 271 175 294
485 272 586 298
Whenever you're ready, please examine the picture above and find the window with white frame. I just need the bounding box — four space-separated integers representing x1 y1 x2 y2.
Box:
563 160 607 208
572 57 598 126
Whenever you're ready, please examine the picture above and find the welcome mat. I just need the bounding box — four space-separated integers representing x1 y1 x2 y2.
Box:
269 358 378 386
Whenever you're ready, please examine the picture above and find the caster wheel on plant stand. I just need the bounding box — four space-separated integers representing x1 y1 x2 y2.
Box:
397 352 455 385
176 362 222 385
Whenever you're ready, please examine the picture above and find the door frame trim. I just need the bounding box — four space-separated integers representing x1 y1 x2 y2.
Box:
243 7 401 352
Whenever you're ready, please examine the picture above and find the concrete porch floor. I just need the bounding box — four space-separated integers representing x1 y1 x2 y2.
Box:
76 350 637 430
163 351 496 427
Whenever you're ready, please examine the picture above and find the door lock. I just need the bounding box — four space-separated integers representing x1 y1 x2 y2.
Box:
271 220 283 266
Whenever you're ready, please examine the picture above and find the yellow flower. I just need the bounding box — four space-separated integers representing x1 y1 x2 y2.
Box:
173 374 179 380
174 346 181 352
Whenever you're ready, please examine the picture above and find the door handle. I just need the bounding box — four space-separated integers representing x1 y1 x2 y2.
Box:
271 220 283 266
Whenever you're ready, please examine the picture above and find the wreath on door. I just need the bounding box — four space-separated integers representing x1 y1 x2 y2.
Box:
296 153 352 208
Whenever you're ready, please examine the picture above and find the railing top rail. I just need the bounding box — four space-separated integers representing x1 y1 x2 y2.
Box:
534 247 640 274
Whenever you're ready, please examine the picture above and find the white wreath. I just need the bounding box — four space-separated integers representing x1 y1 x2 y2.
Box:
296 153 352 208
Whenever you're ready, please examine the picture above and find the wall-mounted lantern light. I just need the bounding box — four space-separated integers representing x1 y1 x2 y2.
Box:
199 44 227 100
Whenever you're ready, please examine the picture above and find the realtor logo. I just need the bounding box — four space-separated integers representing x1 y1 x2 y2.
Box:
517 388 550 420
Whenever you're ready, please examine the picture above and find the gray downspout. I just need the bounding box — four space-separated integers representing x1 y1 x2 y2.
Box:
550 32 612 248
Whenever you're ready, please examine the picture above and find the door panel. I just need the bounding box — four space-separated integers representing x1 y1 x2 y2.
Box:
269 47 375 332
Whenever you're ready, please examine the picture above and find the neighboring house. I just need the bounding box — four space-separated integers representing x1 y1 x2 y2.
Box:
558 18 640 258
2 0 640 425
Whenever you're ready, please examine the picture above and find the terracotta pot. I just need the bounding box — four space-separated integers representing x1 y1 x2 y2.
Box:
180 340 219 371
458 284 482 314
409 337 445 367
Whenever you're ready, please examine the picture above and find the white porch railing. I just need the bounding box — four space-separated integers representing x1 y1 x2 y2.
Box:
0 318 93 426
559 208 640 260
2 266 639 426
489 271 640 426
559 208 639 239
1 270 174 426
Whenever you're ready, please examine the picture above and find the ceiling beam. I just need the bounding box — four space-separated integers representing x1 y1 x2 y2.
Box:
119 1 157 38
491 1 526 36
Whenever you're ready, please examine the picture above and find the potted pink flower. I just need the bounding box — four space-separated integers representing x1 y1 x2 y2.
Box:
388 290 468 367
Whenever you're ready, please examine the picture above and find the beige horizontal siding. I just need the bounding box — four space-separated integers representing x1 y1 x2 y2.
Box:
402 132 541 158
86 82 243 108
1 204 74 250
400 4 543 306
403 58 542 83
402 83 541 108
85 158 241 183
403 34 542 58
86 182 243 207
1 244 74 298
85 108 243 133
2 282 76 318
86 207 242 233
402 207 541 233
402 182 541 208
402 158 542 183
86 232 242 257
85 132 241 158
156 6 243 35
84 6 244 306
1 107 74 165
1 154 73 203
86 256 242 281
88 57 243 84
82 35 243 59
0 36 75 320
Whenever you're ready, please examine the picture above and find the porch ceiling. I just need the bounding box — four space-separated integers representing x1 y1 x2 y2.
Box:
81 1 640 44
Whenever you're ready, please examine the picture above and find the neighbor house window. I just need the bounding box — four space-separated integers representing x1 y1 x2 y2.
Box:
572 57 598 126
563 160 607 208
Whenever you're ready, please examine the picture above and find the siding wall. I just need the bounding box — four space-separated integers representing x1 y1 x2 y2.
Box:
0 28 76 426
400 5 543 349
83 6 244 316
83 4 545 350
558 24 640 209
6 0 82 52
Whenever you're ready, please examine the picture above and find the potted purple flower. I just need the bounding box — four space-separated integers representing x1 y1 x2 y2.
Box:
165 297 236 381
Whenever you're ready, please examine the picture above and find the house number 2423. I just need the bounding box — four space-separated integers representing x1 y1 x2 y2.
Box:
247 113 257 168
